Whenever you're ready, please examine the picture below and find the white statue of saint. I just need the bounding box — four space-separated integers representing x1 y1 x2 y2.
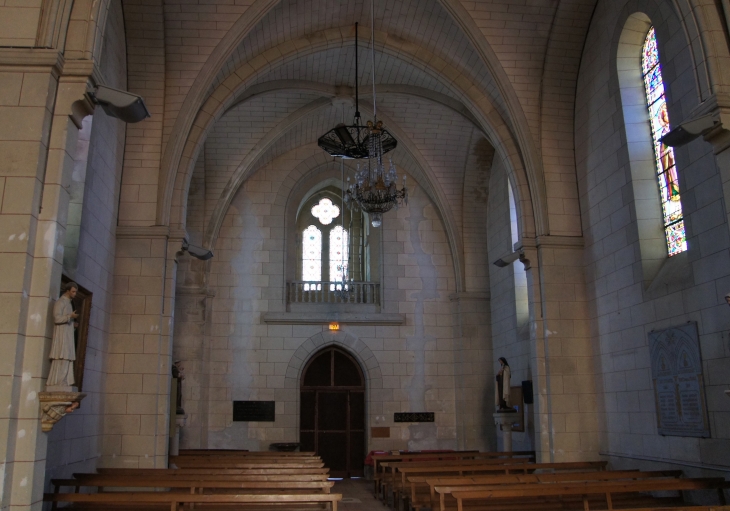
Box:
495 357 512 410
47 282 79 390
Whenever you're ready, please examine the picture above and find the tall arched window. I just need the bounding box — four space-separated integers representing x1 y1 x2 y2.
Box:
329 225 349 290
642 27 687 256
302 225 322 290
301 197 349 288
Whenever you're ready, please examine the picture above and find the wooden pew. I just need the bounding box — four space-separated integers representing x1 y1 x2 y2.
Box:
372 451 534 495
168 459 326 469
44 491 342 511
397 461 609 511
381 458 534 504
80 470 330 482
52 477 334 496
169 455 322 464
179 449 314 457
97 467 331 476
441 478 730 511
413 471 681 511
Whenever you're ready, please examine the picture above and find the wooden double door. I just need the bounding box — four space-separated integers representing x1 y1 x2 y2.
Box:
300 347 365 478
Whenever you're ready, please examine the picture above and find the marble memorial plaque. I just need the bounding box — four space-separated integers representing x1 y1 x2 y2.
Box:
649 323 709 438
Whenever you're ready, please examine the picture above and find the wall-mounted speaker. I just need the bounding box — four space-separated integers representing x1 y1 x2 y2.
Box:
521 380 534 404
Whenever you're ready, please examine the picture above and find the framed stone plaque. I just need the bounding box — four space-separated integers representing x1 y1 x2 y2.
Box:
649 322 710 438
233 401 275 422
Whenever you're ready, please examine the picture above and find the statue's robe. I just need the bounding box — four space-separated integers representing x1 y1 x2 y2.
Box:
47 295 76 388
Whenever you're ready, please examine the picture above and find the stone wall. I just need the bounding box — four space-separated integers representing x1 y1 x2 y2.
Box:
175 142 476 452
45 0 127 483
487 157 534 452
576 0 730 471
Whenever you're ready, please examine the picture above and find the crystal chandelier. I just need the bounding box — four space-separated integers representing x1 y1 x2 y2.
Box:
317 15 407 228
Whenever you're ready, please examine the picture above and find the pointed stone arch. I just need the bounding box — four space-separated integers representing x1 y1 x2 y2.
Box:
284 331 382 391
161 27 540 244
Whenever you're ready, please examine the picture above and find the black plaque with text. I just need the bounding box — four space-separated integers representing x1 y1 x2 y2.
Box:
394 412 434 423
233 401 276 422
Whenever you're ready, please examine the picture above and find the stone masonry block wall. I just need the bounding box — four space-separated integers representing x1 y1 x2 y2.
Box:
44 0 127 483
175 143 467 452
576 0 730 471
488 157 534 452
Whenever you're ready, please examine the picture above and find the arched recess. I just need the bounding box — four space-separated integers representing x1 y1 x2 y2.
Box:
202 99 466 286
156 0 544 228
610 2 712 290
300 346 366 477
616 12 668 287
161 27 540 243
284 331 382 392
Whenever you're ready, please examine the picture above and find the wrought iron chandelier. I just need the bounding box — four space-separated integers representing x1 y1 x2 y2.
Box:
317 15 407 228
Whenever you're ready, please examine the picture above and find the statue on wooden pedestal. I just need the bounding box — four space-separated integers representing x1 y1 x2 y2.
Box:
495 357 512 411
47 282 79 390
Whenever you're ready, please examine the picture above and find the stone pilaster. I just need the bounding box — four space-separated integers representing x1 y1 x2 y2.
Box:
518 236 600 462
102 226 174 468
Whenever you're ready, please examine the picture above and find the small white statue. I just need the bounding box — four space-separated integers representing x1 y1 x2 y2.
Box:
495 357 512 410
47 282 79 390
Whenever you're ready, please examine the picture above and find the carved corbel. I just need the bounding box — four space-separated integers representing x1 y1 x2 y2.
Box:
38 391 86 432
691 93 730 154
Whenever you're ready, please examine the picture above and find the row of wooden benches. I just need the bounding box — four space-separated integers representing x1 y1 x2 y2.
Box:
45 450 342 510
370 450 730 511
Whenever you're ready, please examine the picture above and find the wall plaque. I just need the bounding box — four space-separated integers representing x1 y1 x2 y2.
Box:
394 412 434 423
233 401 275 422
649 323 710 438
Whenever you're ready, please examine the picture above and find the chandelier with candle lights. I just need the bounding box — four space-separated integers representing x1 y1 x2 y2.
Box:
317 17 407 228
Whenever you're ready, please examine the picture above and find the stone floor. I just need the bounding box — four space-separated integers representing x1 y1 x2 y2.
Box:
334 479 390 511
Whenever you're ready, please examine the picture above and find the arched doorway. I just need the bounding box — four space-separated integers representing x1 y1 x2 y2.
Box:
300 347 365 477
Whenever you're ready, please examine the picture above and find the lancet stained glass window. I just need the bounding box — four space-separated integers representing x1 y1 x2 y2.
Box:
329 226 348 290
642 27 687 256
302 225 322 290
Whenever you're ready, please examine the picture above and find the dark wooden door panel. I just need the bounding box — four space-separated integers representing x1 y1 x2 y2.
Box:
318 392 348 430
300 347 366 478
318 432 348 473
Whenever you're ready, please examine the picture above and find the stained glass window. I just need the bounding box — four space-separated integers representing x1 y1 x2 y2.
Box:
642 27 687 256
311 198 340 225
329 226 348 290
302 225 322 290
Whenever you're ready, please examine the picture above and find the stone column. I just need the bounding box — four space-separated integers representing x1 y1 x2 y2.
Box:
518 236 600 463
0 47 95 509
173 276 215 449
493 411 520 452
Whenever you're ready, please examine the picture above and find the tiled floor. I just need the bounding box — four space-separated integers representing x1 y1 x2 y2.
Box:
334 479 391 511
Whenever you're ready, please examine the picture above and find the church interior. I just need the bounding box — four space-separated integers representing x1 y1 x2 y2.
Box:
0 0 730 508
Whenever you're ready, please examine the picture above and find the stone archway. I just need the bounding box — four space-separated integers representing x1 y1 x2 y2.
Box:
285 331 381 474
284 331 382 390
